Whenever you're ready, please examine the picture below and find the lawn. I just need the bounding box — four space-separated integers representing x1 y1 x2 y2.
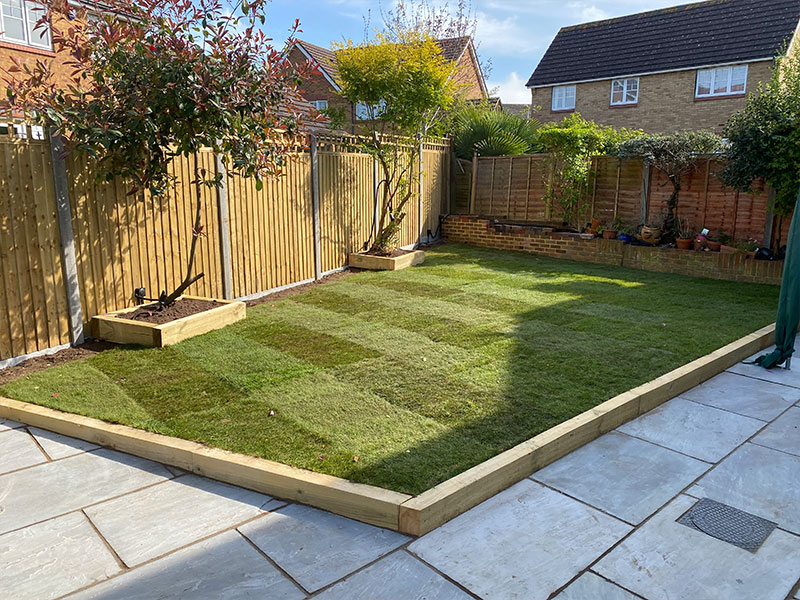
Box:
0 244 780 494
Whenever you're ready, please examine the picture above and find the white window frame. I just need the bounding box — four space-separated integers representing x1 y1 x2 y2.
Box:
695 65 748 98
610 77 639 106
0 0 51 49
309 100 328 111
355 100 386 121
551 85 576 112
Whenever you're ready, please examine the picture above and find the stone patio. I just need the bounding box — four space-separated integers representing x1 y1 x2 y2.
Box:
1 344 800 599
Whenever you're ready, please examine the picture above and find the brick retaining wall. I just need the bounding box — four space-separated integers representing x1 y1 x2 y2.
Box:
442 216 784 285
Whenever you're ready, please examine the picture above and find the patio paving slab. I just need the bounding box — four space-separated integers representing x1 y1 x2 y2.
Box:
68 529 305 600
532 431 709 524
680 371 796 421
0 448 172 535
408 479 631 600
751 406 800 457
727 344 800 390
689 442 800 535
595 494 800 600
29 426 99 459
84 474 281 567
315 550 474 600
553 572 639 600
617 397 764 462
0 511 120 600
238 503 408 593
0 417 24 431
0 427 47 475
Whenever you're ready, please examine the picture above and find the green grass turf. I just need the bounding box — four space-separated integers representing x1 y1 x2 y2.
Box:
0 244 780 494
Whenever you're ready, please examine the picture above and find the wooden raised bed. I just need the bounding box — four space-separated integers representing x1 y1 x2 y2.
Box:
348 250 425 271
92 295 246 347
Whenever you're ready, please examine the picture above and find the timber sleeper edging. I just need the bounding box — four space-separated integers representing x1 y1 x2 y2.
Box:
0 323 776 536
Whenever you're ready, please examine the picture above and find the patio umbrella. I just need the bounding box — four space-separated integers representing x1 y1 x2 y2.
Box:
755 185 800 369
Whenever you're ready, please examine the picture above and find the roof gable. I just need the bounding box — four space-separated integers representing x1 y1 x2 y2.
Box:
527 0 800 87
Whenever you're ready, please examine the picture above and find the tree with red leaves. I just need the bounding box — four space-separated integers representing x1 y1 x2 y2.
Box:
5 0 316 305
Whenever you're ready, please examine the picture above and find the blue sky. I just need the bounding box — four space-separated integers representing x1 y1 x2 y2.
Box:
263 0 691 104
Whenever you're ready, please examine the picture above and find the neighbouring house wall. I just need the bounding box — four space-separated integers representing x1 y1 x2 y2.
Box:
530 60 774 133
443 216 784 285
451 48 485 100
289 47 356 133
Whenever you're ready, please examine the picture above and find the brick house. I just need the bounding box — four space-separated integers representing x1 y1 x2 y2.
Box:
527 0 800 133
288 36 488 133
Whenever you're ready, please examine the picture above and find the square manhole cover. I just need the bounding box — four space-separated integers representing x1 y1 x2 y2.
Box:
677 498 777 552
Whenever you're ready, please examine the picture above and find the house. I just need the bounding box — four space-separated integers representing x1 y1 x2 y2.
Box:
288 36 488 132
526 0 800 133
501 103 531 118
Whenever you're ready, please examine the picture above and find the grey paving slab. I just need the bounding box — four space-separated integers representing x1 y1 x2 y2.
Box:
533 431 709 524
69 529 305 600
728 343 800 390
29 426 99 459
409 479 631 600
0 427 47 475
0 511 120 600
0 417 24 431
689 442 800 534
554 572 639 600
0 448 172 535
752 406 800 456
681 371 797 420
85 474 281 567
315 550 473 600
617 397 764 462
239 503 408 593
595 495 800 600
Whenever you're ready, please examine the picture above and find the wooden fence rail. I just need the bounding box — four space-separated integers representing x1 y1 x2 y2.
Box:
457 153 774 245
0 128 450 365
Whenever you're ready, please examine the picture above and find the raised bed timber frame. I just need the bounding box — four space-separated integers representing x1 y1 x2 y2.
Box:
348 250 425 271
91 295 246 347
0 323 777 535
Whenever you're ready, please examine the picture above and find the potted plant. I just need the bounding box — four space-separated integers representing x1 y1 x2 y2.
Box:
706 235 722 252
676 218 693 250
717 230 736 254
618 225 635 243
639 222 662 246
595 225 605 238
603 216 623 240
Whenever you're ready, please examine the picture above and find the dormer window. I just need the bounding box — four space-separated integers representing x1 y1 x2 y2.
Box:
0 0 51 49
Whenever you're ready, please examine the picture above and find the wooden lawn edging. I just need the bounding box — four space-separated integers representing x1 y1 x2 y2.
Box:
0 323 775 535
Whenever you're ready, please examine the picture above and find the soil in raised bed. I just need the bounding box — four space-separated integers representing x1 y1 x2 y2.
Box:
117 298 223 324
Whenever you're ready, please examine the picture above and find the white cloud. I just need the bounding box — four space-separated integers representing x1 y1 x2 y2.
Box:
475 12 545 56
568 2 609 22
488 71 531 104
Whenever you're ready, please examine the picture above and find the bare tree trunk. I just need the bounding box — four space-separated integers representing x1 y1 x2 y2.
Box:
164 163 205 305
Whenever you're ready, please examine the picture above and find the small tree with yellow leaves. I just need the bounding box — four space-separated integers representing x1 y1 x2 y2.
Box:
334 32 455 254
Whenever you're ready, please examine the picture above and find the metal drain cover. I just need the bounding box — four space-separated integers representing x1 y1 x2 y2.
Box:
678 498 777 552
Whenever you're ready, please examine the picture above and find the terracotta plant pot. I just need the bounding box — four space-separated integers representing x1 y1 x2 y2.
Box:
602 229 618 240
676 238 693 250
640 226 661 245
591 218 602 230
692 240 703 251
707 240 721 252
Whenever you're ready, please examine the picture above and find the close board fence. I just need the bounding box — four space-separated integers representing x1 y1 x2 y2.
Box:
456 154 778 246
0 127 450 365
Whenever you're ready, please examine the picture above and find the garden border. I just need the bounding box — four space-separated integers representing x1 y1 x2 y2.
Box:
0 323 776 535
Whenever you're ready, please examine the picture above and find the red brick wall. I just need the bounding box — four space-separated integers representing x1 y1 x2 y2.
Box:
442 215 783 285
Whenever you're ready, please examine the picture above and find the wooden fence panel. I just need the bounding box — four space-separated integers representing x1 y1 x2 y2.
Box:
421 147 448 237
0 138 70 360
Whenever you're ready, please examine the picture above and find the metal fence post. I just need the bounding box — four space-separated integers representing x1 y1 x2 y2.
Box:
310 135 322 280
49 131 84 345
215 152 234 299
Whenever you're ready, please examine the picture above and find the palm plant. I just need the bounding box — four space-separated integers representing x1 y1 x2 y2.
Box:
453 106 540 159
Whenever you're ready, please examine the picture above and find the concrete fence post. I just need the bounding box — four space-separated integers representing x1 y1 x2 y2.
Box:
214 152 234 299
469 151 478 214
418 136 424 244
310 135 322 280
373 156 380 240
49 131 84 345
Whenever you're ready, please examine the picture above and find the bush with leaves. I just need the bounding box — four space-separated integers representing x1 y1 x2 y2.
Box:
5 0 315 305
722 44 800 249
618 130 723 239
452 103 540 159
539 114 641 230
334 30 455 255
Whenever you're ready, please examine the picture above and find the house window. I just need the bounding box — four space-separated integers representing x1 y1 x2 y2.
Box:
611 78 638 105
355 101 386 121
551 85 575 111
309 100 328 111
695 65 748 98
0 0 51 48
